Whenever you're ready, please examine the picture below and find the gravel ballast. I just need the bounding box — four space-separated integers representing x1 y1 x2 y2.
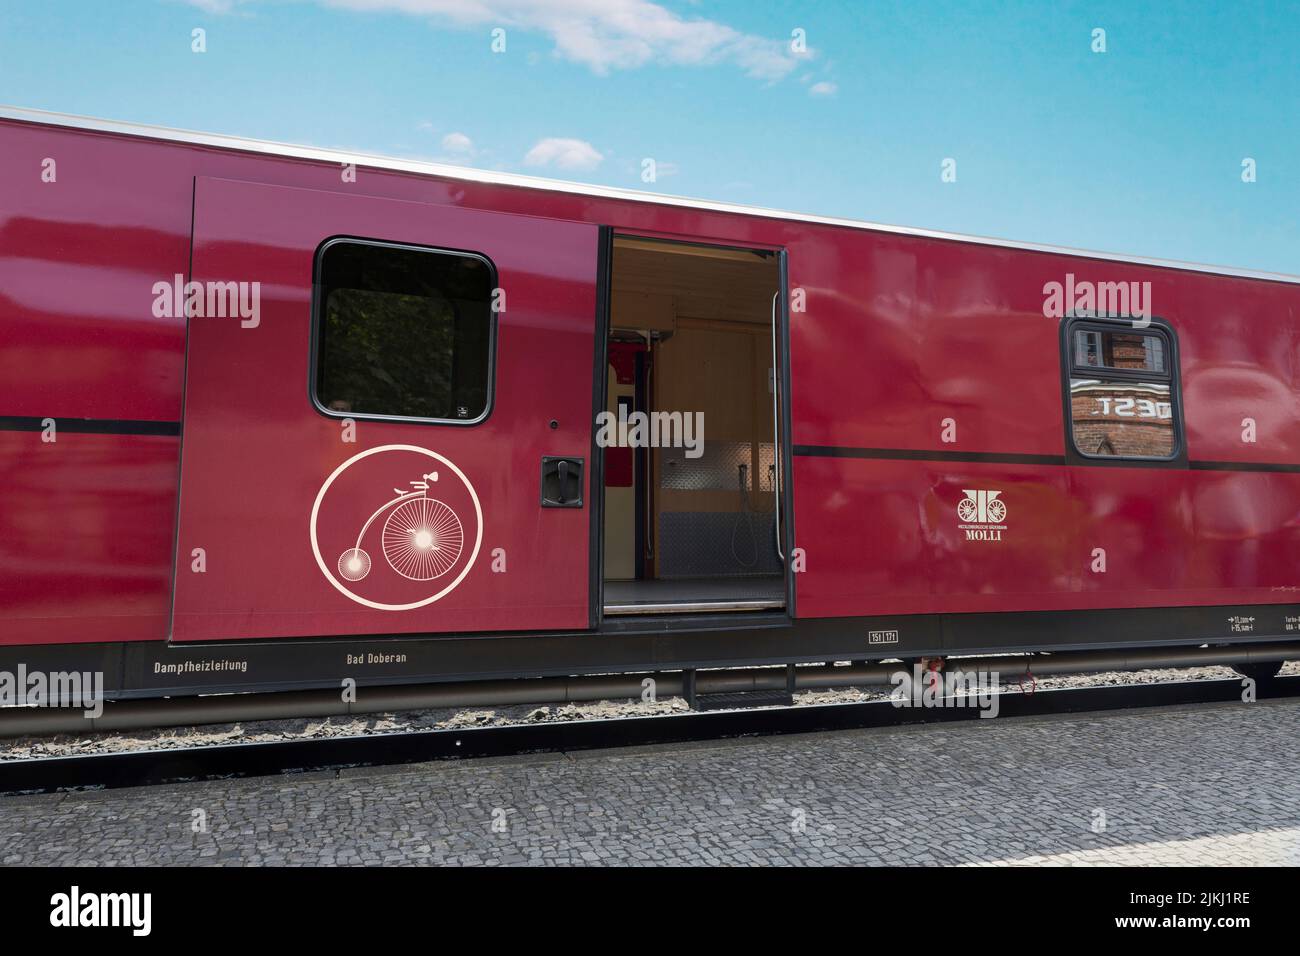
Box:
1 661 1295 762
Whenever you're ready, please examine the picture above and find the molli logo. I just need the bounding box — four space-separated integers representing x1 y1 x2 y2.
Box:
310 445 483 611
957 489 1007 541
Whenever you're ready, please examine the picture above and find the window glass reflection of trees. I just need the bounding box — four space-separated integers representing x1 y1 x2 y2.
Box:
317 243 492 421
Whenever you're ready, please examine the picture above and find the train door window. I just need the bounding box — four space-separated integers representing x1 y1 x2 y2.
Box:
1064 318 1181 462
314 238 495 424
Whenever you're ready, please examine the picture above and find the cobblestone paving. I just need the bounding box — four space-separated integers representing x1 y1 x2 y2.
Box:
2 699 1298 866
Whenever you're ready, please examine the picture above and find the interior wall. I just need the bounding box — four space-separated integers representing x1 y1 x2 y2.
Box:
607 238 780 581
603 361 637 580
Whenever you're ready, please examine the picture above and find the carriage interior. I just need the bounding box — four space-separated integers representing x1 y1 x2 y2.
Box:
601 236 786 615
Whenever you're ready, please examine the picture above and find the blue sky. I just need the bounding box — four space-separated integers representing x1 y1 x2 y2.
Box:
1 0 1296 274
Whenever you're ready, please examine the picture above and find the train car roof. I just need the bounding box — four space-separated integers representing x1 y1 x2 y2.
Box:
3 103 1297 287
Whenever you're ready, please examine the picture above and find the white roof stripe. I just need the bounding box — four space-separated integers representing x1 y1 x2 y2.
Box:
3 104 1297 287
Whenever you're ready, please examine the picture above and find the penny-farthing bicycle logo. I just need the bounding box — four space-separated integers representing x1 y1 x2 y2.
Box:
310 445 483 611
338 472 464 583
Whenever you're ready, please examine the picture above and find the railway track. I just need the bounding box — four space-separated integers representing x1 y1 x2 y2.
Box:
2 675 1298 797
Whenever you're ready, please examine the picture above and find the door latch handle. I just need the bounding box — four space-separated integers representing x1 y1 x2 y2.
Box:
541 456 583 508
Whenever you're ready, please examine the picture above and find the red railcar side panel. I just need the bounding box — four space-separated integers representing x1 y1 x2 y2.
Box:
784 230 1300 620
171 177 599 641
0 433 176 644
0 122 191 645
0 124 190 422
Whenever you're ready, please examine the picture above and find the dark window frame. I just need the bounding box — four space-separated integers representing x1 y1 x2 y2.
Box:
309 235 499 428
1058 314 1187 468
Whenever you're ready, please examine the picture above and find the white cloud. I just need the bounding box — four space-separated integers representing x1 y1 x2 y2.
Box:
809 81 837 97
441 131 474 154
524 137 604 171
312 0 805 79
184 0 253 11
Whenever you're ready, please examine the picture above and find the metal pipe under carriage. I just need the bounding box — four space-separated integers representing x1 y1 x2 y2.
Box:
1 642 1296 738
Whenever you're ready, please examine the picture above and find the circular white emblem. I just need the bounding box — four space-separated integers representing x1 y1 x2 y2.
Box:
310 444 483 611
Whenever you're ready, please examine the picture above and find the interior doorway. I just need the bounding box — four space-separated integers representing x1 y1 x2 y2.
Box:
601 235 785 615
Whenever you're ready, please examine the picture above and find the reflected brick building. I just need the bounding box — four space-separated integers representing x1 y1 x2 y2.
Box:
1070 383 1174 457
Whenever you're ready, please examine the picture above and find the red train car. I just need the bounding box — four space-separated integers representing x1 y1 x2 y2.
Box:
2 106 1298 700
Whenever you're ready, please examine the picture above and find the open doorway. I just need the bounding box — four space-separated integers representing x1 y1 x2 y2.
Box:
601 235 785 615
